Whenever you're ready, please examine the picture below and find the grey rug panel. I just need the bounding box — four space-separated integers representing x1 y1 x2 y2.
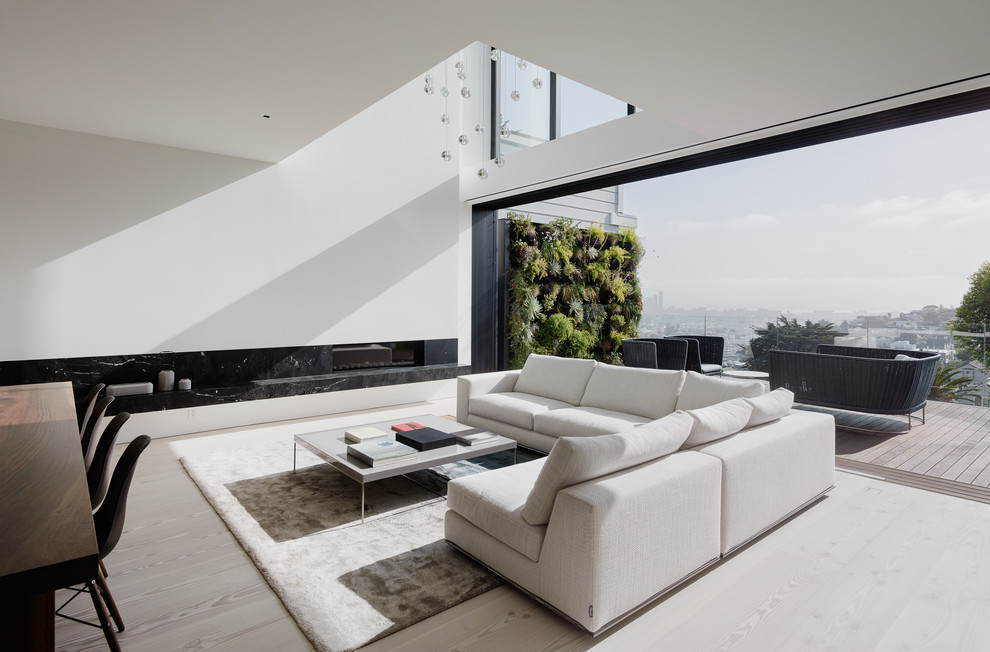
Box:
225 466 436 542
181 438 513 652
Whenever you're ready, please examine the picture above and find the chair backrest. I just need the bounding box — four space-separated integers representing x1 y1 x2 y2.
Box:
77 383 106 432
81 395 115 469
87 412 131 510
621 338 657 368
673 334 725 366
670 337 704 374
621 338 689 371
94 434 151 560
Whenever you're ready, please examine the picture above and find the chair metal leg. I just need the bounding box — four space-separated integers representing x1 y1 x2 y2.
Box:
87 579 122 652
100 558 108 578
96 565 125 632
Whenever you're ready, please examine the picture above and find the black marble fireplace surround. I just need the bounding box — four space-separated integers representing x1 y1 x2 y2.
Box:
0 339 460 415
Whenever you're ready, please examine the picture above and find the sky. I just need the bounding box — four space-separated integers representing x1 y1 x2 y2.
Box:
623 109 990 315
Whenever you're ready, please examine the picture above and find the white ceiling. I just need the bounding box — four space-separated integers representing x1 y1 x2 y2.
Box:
3 0 989 163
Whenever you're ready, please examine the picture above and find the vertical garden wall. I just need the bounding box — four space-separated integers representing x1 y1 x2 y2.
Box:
506 212 644 368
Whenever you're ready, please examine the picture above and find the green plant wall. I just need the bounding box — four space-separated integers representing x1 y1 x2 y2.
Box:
506 212 644 367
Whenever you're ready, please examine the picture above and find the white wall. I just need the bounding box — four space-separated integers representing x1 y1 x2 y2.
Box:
0 74 464 361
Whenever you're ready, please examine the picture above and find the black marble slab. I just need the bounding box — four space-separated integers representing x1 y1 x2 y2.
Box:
0 339 459 415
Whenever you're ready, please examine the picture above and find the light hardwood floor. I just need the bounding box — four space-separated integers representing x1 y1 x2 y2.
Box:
56 398 990 651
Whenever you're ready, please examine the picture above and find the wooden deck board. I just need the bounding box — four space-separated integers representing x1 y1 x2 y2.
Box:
832 400 990 489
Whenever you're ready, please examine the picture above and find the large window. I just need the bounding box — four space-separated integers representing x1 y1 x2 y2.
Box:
624 107 990 400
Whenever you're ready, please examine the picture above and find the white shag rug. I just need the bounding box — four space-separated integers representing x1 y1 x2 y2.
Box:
181 440 504 652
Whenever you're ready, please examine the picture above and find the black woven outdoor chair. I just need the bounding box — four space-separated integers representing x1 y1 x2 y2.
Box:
768 345 941 431
671 335 724 375
621 338 689 371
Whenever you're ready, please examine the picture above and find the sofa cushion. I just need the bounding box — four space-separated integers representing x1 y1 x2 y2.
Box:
675 371 765 411
446 459 548 562
743 388 794 427
513 354 598 405
579 364 685 419
469 391 574 431
520 411 694 525
533 407 645 438
682 398 754 448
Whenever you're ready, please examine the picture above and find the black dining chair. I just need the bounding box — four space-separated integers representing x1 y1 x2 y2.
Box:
81 395 114 470
77 383 106 434
621 337 689 371
87 412 130 510
56 434 151 652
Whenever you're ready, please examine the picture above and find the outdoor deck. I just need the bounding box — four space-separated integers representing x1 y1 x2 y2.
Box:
806 400 990 500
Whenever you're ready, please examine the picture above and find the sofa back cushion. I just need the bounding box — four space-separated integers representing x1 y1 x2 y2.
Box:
513 354 598 405
520 411 694 525
579 364 685 419
681 398 754 448
743 387 794 427
675 371 765 411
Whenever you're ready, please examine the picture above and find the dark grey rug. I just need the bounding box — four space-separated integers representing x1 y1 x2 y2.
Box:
181 439 530 652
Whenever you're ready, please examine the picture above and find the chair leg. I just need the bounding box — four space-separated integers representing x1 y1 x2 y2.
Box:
100 559 108 578
96 566 125 632
87 579 121 652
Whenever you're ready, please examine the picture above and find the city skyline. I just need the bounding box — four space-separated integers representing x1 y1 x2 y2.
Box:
624 108 990 314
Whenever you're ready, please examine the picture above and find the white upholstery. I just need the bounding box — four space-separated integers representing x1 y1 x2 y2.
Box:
743 387 794 427
533 407 644 438
675 371 765 411
446 450 723 633
457 370 520 423
681 398 754 448
513 354 598 405
449 354 837 634
464 414 558 452
579 364 685 419
445 459 548 562
469 392 574 430
695 410 836 553
520 411 694 525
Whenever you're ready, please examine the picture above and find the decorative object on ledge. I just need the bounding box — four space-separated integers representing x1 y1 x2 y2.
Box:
105 382 154 397
177 378 192 391
158 370 175 392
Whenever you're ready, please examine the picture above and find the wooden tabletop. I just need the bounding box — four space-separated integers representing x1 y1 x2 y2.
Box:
0 382 99 594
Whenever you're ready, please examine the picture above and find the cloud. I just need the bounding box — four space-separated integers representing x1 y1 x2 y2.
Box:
727 213 779 228
859 189 990 230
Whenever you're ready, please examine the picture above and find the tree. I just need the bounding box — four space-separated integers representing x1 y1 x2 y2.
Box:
745 315 847 372
949 261 990 369
928 362 982 405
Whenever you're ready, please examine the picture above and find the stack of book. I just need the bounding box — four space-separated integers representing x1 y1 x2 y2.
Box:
346 439 417 467
453 428 499 446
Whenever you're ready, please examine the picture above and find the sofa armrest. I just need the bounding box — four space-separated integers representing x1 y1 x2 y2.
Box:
456 370 521 423
536 450 722 632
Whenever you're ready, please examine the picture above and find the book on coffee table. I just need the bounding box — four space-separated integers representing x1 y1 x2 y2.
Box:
346 440 417 467
390 421 425 432
395 426 457 451
454 429 499 446
344 426 388 443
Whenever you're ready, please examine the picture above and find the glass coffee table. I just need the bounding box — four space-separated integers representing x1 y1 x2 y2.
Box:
293 414 516 523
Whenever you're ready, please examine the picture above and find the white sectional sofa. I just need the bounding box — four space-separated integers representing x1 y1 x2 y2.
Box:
446 354 835 634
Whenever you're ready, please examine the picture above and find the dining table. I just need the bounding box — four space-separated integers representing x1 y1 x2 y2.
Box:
0 382 100 651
